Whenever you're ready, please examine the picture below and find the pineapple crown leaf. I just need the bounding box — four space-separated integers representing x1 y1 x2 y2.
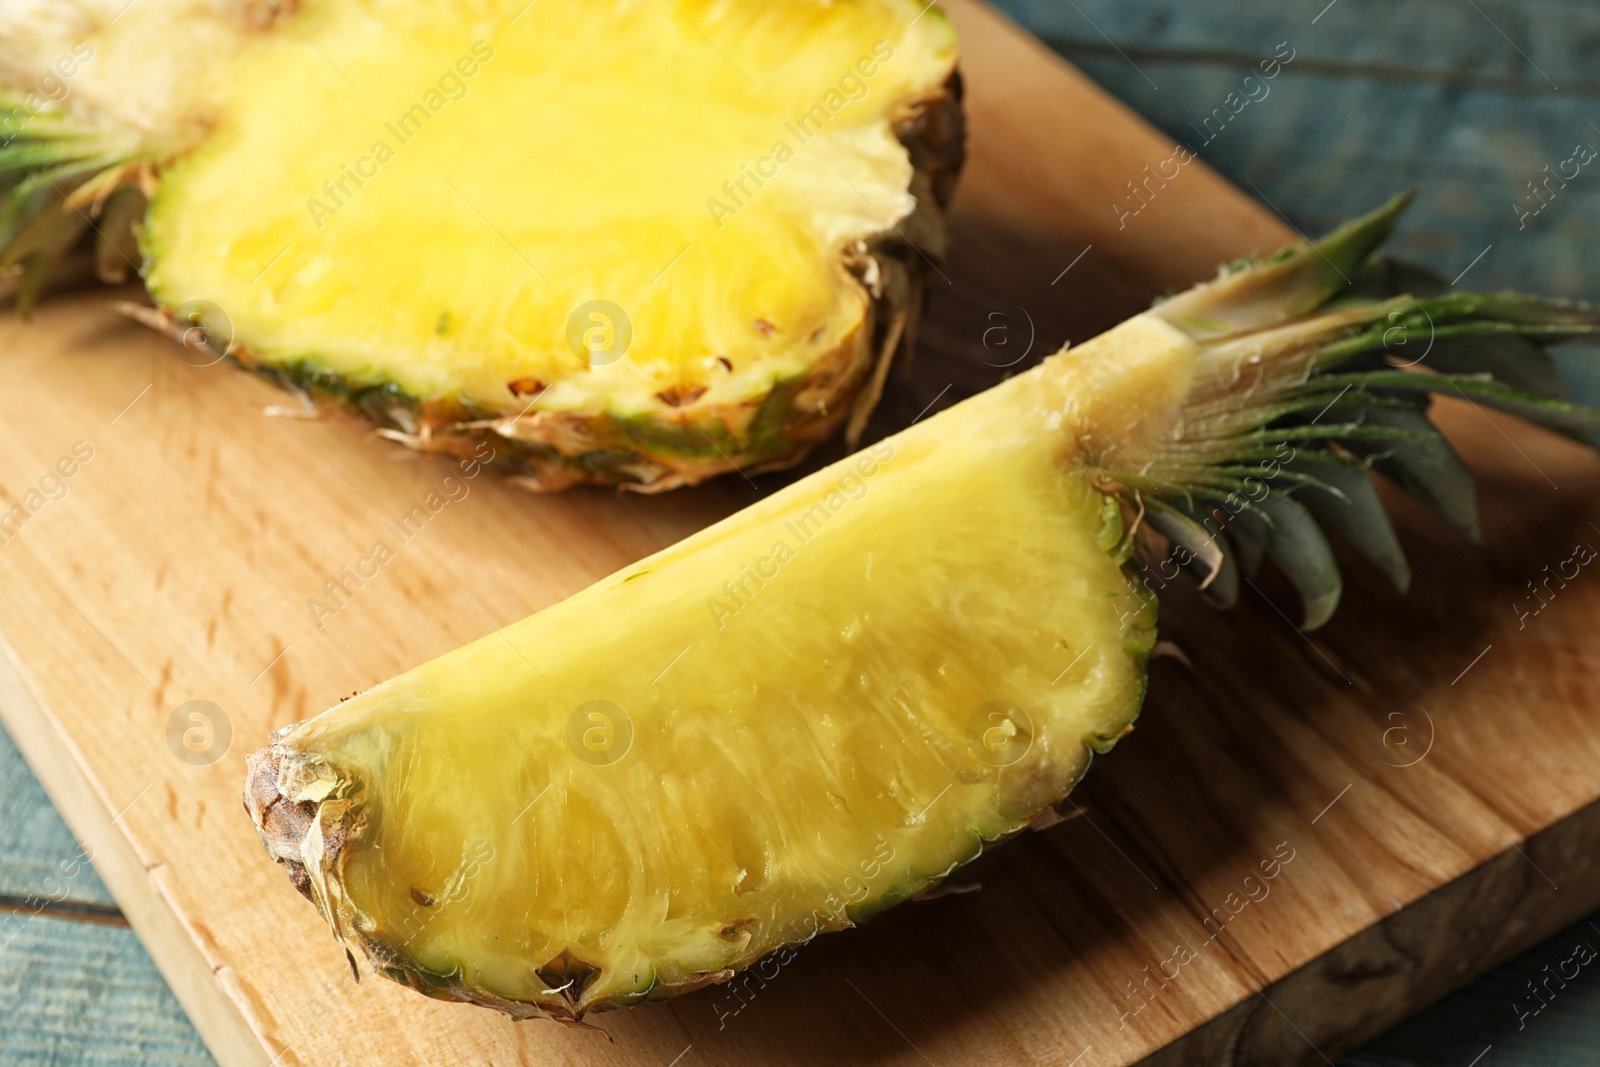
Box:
1154 189 1416 339
0 119 146 313
1124 194 1600 630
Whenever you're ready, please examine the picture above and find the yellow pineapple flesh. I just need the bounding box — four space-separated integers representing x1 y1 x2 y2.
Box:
246 317 1183 1018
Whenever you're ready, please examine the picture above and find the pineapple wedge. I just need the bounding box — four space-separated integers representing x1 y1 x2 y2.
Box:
0 0 962 489
248 196 1600 1022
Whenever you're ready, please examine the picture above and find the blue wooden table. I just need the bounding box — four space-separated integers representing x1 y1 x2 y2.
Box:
4 1 1598 1063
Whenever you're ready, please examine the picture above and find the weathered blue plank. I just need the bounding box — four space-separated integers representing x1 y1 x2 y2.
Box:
0 912 215 1067
993 0 1599 93
0 722 114 909
0 721 209 1066
1067 57 1600 297
991 0 1600 299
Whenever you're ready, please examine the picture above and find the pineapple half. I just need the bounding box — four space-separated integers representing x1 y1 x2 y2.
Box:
246 195 1600 1022
0 0 963 490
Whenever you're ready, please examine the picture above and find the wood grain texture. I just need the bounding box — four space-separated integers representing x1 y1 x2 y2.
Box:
0 3 1597 1067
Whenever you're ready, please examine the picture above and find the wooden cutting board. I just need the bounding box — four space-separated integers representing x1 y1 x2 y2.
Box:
2 2 1598 1065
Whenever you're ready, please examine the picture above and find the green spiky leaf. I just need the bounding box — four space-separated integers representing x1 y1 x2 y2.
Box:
1255 495 1343 630
1155 191 1416 340
1223 508 1270 578
1284 452 1411 592
0 121 143 308
1418 335 1568 401
1144 499 1239 609
1319 371 1600 439
1326 403 1484 544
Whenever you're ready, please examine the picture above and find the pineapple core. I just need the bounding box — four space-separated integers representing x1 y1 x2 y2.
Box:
143 0 957 419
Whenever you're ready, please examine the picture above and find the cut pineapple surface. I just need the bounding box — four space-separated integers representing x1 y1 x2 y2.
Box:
252 339 1166 1016
0 0 963 489
151 2 949 412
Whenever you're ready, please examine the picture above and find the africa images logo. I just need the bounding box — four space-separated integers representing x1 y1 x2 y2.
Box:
306 41 497 229
705 441 894 629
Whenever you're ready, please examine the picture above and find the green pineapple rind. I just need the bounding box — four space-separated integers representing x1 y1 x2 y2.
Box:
119 284 919 493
